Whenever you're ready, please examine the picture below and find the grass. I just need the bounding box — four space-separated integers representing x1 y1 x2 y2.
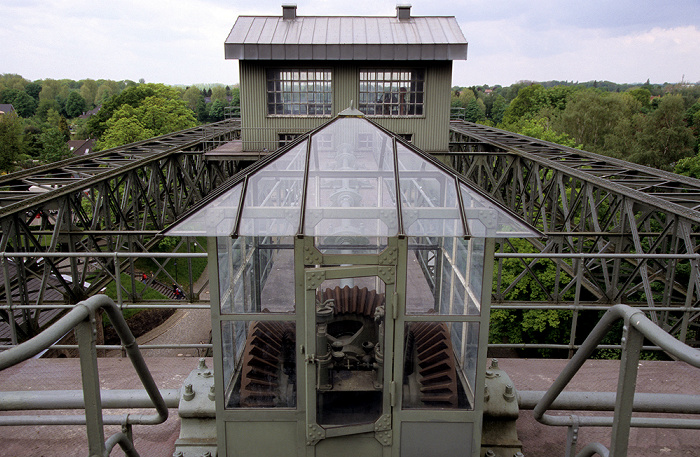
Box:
134 236 209 288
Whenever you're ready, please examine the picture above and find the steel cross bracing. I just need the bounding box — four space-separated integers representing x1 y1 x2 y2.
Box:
0 120 243 343
448 120 700 343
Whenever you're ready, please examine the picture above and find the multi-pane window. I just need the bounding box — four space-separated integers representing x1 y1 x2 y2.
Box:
267 69 332 116
359 69 425 116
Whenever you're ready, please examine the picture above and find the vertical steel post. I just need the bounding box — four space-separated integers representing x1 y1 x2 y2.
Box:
75 310 106 457
609 317 644 457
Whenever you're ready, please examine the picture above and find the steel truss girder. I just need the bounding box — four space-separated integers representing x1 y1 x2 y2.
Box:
0 121 243 341
448 121 700 339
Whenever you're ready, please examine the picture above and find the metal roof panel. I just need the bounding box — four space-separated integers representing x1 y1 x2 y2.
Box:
225 15 468 60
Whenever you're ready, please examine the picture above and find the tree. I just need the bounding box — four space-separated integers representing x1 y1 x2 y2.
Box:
95 90 197 150
64 91 87 118
195 97 208 122
24 82 42 101
208 99 226 121
39 127 72 163
0 113 24 171
211 85 228 104
38 79 69 103
628 87 652 110
464 98 485 122
96 117 154 150
231 87 240 107
490 95 508 124
0 88 37 117
554 90 640 151
87 83 185 138
629 94 695 169
79 79 98 107
183 86 203 111
502 84 548 124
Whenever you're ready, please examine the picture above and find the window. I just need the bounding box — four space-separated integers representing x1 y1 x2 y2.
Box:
267 69 332 116
359 69 424 116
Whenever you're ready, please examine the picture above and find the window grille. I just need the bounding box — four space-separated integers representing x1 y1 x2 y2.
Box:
359 69 424 116
267 69 332 116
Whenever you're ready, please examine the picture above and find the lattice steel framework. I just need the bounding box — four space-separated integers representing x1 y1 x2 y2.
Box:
448 121 700 344
3 118 700 348
0 120 243 342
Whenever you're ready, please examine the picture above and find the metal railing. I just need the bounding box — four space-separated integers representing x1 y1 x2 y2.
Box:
3 248 700 354
523 304 700 457
0 294 170 457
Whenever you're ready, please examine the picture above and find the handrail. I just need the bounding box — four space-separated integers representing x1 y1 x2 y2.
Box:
0 294 169 456
532 304 700 456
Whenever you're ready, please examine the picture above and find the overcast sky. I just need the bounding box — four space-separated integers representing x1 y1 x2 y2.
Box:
2 0 699 87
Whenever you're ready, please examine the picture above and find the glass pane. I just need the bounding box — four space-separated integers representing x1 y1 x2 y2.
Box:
315 277 386 426
222 320 297 409
459 182 540 238
219 236 295 314
239 140 307 236
402 321 474 410
397 144 464 237
304 118 398 237
169 184 242 237
406 237 480 316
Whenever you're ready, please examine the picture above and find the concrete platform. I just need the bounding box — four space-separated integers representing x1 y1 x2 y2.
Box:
1 357 699 456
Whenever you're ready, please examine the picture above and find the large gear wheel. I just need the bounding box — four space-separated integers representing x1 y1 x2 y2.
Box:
405 322 459 407
240 321 296 407
316 285 385 317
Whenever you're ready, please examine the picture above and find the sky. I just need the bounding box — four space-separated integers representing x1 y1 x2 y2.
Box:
2 0 700 88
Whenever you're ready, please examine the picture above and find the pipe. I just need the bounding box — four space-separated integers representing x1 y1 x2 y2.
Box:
0 389 181 411
519 391 700 414
0 294 169 427
575 442 610 457
533 304 700 429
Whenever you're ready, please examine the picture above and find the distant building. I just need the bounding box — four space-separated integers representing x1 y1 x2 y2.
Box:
78 105 101 119
67 139 96 156
0 104 16 116
225 4 468 153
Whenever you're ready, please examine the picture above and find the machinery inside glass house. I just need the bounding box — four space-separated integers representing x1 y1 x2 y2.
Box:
168 109 540 456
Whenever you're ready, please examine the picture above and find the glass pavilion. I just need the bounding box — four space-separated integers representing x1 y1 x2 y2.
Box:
167 109 540 457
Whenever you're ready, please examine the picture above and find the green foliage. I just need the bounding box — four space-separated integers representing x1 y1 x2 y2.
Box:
464 98 486 123
103 273 168 302
208 99 227 122
505 116 580 148
94 86 197 150
0 88 38 117
0 112 24 171
627 87 652 110
87 83 179 138
211 85 228 104
490 239 574 357
64 91 87 118
628 94 695 169
96 117 154 150
39 127 72 163
489 95 508 125
231 87 240 107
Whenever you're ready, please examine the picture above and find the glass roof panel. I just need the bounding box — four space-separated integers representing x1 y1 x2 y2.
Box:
166 115 541 240
304 118 398 237
459 182 540 238
239 140 307 236
167 183 242 236
396 143 464 237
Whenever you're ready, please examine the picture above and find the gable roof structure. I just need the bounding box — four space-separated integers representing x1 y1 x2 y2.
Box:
167 112 539 239
225 6 468 61
0 104 16 115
